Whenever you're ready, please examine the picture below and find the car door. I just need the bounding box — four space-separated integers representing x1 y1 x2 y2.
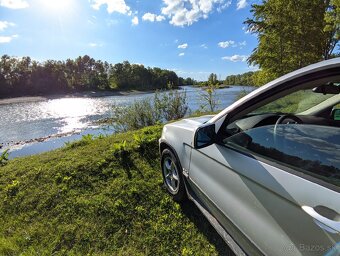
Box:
188 124 340 256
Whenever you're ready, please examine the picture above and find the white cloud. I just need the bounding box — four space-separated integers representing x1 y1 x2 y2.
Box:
161 0 231 27
156 15 166 22
200 43 208 49
0 0 28 9
132 16 139 25
91 0 132 15
218 40 247 48
217 0 231 12
239 41 246 46
236 0 247 10
179 52 185 56
0 34 18 43
218 40 235 48
222 55 248 62
89 43 103 47
0 21 15 31
142 13 165 22
178 43 188 49
239 41 246 48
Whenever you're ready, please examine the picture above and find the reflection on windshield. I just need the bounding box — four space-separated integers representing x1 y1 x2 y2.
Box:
251 90 335 115
226 125 340 187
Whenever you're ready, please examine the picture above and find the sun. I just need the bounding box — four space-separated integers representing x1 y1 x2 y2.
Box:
40 0 73 12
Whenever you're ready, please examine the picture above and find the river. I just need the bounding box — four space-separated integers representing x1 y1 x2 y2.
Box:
0 86 254 158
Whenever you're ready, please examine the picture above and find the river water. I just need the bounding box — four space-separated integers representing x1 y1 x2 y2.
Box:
0 86 253 158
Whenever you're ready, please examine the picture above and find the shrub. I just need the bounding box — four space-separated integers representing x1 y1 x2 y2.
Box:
199 83 220 112
111 89 188 132
0 149 9 166
111 98 159 132
154 89 188 121
5 180 20 198
111 140 130 166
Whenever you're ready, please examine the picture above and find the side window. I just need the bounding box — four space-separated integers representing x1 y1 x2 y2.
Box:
332 103 340 121
223 124 340 188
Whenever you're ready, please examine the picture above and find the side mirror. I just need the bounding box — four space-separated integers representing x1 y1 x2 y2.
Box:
331 108 340 121
194 123 216 149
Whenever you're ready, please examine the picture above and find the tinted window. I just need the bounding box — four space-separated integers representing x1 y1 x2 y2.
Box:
224 125 340 187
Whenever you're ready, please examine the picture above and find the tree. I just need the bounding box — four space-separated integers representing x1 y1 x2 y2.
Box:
245 0 339 80
200 77 220 112
324 0 340 59
208 73 217 85
224 71 258 86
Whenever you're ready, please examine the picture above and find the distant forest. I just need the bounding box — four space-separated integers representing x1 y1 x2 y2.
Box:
0 55 195 98
195 71 259 87
224 71 258 86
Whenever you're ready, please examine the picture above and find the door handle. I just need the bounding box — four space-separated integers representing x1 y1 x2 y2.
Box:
302 206 340 233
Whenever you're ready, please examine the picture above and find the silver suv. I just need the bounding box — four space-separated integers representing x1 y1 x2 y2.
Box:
159 58 340 256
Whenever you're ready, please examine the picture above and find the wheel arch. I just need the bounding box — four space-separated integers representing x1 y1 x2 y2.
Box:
159 141 182 168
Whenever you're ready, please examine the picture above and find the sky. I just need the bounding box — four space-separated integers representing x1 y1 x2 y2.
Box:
0 0 259 80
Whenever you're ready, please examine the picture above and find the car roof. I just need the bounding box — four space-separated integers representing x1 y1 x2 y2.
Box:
209 57 340 125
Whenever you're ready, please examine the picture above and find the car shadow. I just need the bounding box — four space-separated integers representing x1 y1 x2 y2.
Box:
180 200 235 256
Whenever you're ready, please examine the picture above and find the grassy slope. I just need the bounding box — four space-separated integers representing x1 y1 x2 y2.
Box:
0 125 233 256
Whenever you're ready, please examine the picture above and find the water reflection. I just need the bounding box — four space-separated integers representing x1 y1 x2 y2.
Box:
0 97 112 144
42 98 105 133
44 98 98 118
0 86 254 149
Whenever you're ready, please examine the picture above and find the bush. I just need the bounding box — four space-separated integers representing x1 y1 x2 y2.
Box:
199 83 219 112
111 89 188 132
154 89 188 121
0 149 9 167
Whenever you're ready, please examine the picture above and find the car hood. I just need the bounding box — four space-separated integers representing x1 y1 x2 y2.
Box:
161 115 215 151
168 115 214 131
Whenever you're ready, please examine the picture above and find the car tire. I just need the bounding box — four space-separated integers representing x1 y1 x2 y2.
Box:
161 148 187 202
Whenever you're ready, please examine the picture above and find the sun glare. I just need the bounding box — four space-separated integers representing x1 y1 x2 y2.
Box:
40 0 73 12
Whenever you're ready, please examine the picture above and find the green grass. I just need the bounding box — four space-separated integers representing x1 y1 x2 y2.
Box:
0 125 233 255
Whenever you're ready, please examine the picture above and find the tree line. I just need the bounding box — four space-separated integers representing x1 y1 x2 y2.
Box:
0 55 195 98
194 72 258 87
224 72 257 86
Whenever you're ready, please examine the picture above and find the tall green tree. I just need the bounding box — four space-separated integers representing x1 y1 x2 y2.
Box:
324 0 340 58
245 0 339 81
208 73 218 85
